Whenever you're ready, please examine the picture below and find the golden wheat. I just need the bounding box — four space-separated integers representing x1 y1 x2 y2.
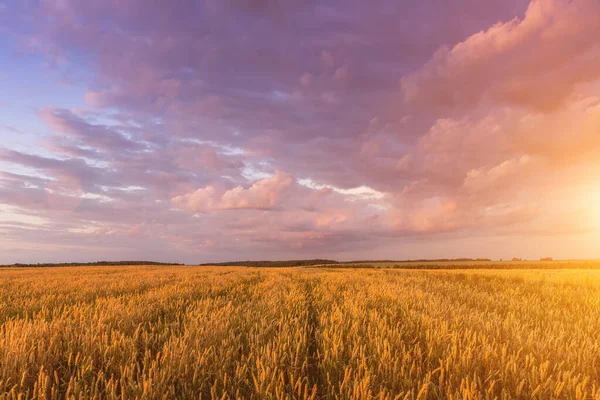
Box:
1 266 600 399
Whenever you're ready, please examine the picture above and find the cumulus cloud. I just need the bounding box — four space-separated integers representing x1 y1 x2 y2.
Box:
401 0 600 111
172 170 296 212
1 0 600 262
464 155 532 193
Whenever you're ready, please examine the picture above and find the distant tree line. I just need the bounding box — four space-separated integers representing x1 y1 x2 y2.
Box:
318 261 600 270
1 261 184 268
198 259 339 267
340 258 493 264
197 258 496 267
3 258 573 269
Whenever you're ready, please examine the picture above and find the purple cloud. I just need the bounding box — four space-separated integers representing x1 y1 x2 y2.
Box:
1 0 600 263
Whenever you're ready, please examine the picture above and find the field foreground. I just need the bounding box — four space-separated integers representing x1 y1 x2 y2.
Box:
1 266 600 399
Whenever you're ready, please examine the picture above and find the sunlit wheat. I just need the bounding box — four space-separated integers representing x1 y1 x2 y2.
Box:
1 266 600 399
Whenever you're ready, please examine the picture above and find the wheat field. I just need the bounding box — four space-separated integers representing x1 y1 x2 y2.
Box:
1 266 600 399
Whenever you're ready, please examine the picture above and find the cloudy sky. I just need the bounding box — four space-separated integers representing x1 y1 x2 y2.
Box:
1 0 599 264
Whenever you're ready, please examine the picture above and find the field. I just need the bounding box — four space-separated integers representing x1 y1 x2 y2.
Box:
1 266 600 399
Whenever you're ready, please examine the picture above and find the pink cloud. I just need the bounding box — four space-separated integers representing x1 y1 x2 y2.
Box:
3 0 600 263
39 107 139 152
401 0 600 111
464 155 532 193
172 170 295 212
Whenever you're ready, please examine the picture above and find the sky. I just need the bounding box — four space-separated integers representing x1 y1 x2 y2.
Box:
0 0 599 264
